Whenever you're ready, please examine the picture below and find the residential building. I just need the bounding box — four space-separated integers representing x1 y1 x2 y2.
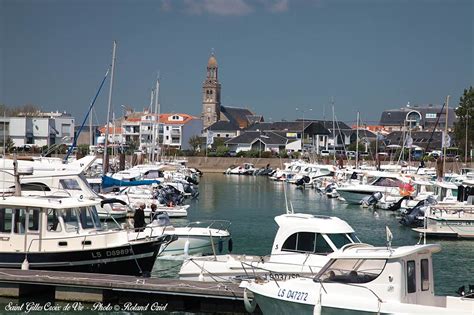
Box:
379 104 457 132
5 111 75 148
246 121 331 153
225 131 289 154
161 113 202 150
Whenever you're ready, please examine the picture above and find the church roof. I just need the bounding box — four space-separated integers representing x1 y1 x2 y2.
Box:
207 120 239 131
221 106 255 129
247 121 331 135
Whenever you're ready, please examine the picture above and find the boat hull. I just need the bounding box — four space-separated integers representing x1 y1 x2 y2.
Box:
160 235 230 257
337 190 373 204
0 237 170 276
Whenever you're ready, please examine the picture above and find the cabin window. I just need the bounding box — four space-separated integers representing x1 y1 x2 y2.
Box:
60 209 79 232
27 208 40 232
317 258 387 283
0 208 12 233
79 207 101 229
315 234 333 255
407 260 416 293
282 233 297 251
47 209 61 232
59 179 81 191
348 233 361 243
327 234 353 249
296 232 315 252
421 259 429 291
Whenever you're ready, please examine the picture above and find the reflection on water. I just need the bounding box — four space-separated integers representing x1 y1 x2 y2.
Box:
156 173 473 296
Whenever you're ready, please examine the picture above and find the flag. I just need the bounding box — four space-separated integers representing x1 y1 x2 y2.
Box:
442 132 451 148
206 131 214 146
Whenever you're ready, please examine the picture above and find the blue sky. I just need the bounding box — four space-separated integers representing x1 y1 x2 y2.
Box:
0 0 472 125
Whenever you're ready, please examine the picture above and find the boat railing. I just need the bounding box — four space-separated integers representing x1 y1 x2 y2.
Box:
184 220 231 233
25 229 126 253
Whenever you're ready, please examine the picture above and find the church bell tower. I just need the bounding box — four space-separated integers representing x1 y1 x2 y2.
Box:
202 52 221 129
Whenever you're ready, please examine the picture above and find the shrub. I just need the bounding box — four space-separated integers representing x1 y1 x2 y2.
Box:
261 151 273 158
216 146 230 157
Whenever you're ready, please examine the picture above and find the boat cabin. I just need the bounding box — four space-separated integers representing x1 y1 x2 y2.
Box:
315 244 443 305
271 214 360 256
0 196 105 253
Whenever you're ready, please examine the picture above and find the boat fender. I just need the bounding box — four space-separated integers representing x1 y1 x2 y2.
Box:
313 291 322 315
184 239 190 257
21 258 29 270
218 238 223 253
228 238 233 253
243 288 257 313
198 272 204 282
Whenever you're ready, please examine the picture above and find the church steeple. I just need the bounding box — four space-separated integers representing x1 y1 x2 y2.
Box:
202 52 221 129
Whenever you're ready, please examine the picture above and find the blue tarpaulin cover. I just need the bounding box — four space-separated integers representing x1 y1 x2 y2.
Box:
102 176 160 188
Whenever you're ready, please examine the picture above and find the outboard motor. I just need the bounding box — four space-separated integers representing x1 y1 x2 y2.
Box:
399 196 437 227
362 192 383 207
295 176 311 188
388 195 412 211
185 175 199 185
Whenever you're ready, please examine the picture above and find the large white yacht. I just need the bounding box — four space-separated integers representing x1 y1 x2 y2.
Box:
242 243 474 314
179 213 360 282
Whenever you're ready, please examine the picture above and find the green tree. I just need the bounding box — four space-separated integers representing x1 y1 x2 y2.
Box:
216 145 230 157
188 135 202 153
3 137 14 153
454 86 474 160
212 137 226 150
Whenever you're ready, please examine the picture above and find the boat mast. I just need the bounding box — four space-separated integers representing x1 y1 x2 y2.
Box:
148 87 155 162
465 106 469 164
103 40 117 176
442 95 450 176
355 112 359 169
151 76 160 162
332 98 336 165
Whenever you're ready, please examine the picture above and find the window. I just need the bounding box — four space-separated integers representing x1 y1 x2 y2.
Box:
0 208 12 233
315 234 333 254
79 207 101 229
421 259 429 291
296 232 315 252
27 208 40 232
327 234 353 249
60 208 79 232
407 260 416 293
47 209 61 232
317 259 387 284
282 233 297 251
59 179 81 191
61 124 71 137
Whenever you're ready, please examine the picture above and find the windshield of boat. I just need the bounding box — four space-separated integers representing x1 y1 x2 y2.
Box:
326 233 360 248
281 232 357 254
59 178 82 191
370 177 402 187
316 258 387 284
78 206 101 229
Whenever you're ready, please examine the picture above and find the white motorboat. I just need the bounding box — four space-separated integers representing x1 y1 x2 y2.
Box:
337 172 408 204
226 163 257 175
147 212 231 257
0 195 174 276
179 213 360 282
242 243 474 314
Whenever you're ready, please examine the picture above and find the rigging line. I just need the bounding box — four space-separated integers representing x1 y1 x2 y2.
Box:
64 67 110 162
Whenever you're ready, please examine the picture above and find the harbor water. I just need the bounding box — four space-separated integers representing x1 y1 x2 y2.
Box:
154 173 473 297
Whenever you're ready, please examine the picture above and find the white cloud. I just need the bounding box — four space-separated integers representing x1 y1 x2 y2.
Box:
183 0 254 16
267 0 289 13
160 0 173 12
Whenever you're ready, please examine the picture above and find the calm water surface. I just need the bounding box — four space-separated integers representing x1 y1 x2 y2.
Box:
155 173 474 297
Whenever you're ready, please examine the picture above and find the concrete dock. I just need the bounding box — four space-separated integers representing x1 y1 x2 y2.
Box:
0 268 255 313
